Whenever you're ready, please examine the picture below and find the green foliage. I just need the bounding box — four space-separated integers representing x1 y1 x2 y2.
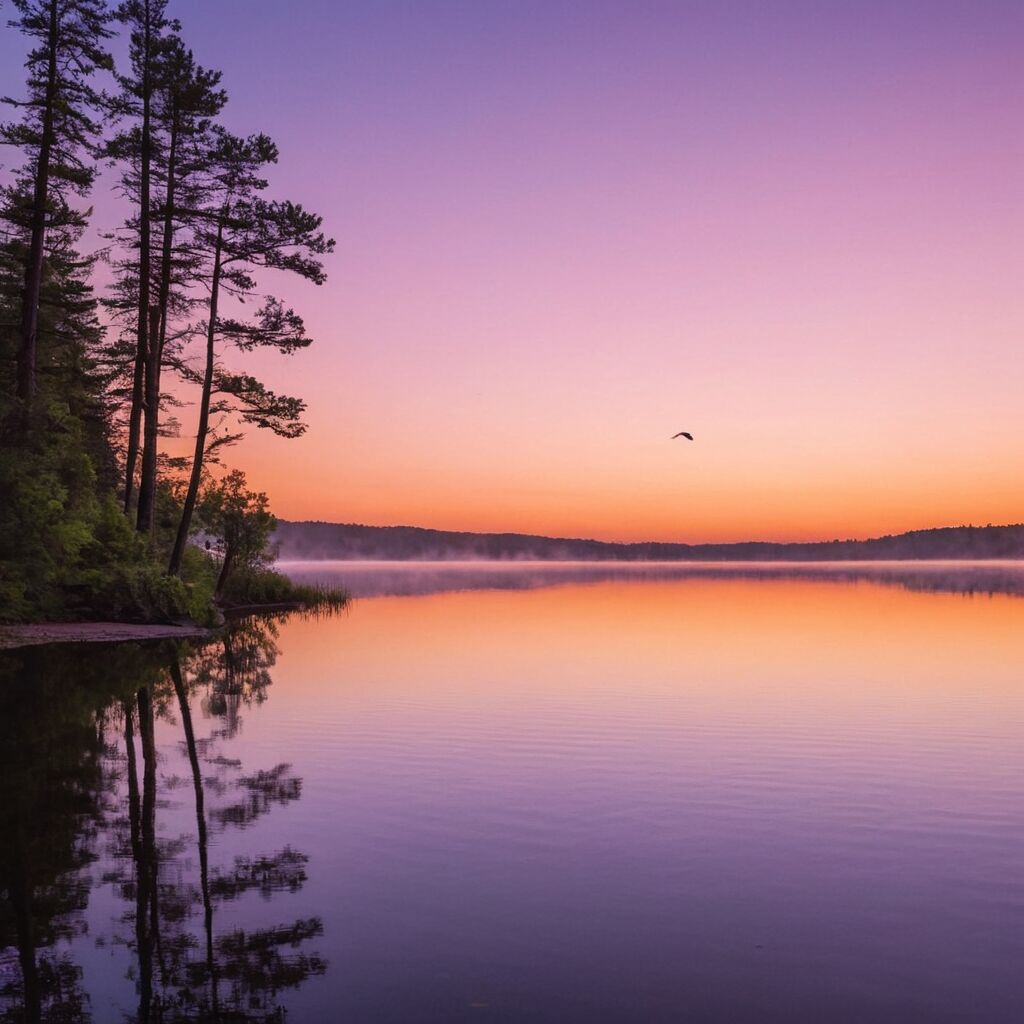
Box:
0 418 104 620
0 360 207 623
217 564 348 611
197 469 274 595
0 452 190 622
218 565 293 605
0 418 341 621
187 468 343 610
174 544 219 623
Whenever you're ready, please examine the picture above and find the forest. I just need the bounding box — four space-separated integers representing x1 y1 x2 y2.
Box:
0 0 339 623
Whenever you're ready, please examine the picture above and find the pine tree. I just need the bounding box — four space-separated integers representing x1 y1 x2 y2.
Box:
137 39 225 533
168 129 333 575
106 0 175 516
1 0 112 426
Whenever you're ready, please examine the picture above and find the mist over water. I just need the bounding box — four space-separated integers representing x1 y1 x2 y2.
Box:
3 564 1023 1021
278 557 1024 601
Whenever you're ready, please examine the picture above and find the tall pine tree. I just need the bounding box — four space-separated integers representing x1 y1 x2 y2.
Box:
168 129 333 575
137 39 225 533
1 0 112 426
106 0 174 517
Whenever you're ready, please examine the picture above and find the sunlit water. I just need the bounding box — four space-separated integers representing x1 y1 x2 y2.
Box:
1 562 1022 1022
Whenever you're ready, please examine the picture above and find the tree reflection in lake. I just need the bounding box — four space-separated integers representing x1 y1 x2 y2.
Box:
185 616 284 746
0 645 128 1023
0 620 325 1023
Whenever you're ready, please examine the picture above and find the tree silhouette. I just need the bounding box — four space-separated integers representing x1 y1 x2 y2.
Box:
106 0 176 516
1 0 112 425
106 23 226 533
167 130 332 575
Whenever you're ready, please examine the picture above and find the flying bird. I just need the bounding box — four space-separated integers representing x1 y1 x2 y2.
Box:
671 431 694 441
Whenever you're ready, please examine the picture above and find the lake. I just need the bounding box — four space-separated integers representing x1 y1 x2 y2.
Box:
1 562 1022 1022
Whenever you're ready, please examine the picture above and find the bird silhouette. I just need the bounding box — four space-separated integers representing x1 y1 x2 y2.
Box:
671 431 694 440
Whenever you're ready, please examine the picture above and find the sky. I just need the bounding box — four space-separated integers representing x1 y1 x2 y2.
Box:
3 0 1022 542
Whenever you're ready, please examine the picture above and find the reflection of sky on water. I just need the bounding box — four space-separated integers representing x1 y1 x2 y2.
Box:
3 571 1023 1022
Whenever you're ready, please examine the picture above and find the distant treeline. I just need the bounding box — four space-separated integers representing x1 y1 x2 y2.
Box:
274 522 1024 562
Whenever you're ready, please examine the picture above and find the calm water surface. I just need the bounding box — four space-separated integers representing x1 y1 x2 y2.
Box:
2 562 1022 1022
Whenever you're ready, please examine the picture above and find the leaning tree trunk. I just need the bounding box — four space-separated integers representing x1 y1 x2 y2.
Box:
16 0 59 426
168 216 224 575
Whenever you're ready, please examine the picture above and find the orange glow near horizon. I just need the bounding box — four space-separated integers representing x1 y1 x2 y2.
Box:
275 577 1024 705
231 408 1024 542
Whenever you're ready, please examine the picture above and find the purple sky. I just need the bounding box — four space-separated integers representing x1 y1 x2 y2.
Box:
2 1 1022 539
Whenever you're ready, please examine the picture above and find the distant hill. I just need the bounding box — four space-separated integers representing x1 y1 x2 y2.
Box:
274 521 1024 562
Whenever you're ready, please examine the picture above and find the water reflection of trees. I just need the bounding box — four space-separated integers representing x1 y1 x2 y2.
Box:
0 646 128 1023
189 617 281 740
0 620 325 1023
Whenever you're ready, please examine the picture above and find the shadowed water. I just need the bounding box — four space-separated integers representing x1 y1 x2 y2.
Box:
1 563 1022 1022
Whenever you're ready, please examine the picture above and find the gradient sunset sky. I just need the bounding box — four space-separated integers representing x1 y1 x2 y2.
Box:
4 0 1021 542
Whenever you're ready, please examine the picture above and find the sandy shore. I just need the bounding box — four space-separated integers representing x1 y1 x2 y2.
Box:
0 622 211 651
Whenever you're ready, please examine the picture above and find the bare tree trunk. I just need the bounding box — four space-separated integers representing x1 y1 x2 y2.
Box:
136 305 161 532
168 214 224 575
154 101 179 355
16 0 59 426
123 347 145 513
124 0 155 515
137 101 179 534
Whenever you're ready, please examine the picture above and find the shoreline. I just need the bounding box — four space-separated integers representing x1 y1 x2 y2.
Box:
0 622 213 652
0 595 339 652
